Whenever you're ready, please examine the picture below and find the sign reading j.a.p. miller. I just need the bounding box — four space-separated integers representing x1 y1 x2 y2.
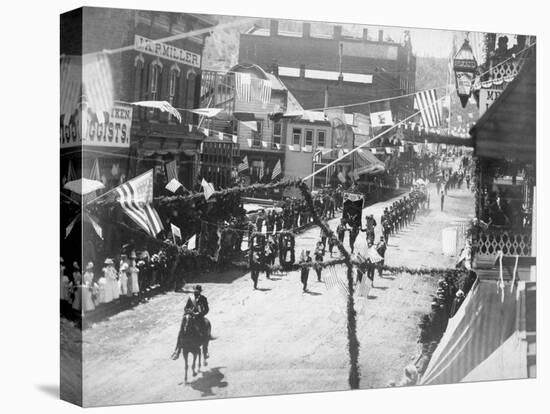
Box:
134 35 201 68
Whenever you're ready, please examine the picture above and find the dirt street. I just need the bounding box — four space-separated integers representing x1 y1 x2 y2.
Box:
78 183 473 406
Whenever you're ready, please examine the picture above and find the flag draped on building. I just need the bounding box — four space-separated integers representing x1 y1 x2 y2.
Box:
256 79 272 104
271 159 282 180
235 72 251 102
165 160 178 182
114 170 164 237
414 89 442 128
237 156 249 173
60 55 82 125
83 52 114 124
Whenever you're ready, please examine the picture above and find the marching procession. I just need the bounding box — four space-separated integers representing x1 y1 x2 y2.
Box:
58 6 539 407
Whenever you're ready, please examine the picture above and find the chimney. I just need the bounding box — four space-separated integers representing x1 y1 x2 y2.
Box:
333 25 342 40
303 22 311 38
270 20 278 37
299 64 306 78
324 87 329 108
378 29 384 42
362 28 369 41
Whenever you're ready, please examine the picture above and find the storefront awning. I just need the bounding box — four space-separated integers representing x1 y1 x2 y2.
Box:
470 53 536 162
354 149 385 176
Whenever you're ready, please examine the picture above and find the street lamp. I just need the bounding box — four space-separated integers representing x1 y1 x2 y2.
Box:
453 38 478 108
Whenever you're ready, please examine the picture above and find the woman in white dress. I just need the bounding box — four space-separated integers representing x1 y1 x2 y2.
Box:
129 254 140 295
102 258 118 303
119 262 130 296
81 262 96 313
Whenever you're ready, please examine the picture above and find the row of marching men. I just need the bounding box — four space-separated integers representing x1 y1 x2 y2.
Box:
60 253 143 315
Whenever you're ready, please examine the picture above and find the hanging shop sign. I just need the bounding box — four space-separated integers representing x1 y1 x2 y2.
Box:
60 102 133 148
478 88 502 117
134 35 201 68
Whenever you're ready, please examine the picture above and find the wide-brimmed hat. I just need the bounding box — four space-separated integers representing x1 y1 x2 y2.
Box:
86 262 94 270
193 285 202 292
104 258 114 265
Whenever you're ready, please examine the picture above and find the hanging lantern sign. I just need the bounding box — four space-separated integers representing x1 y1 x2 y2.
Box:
453 39 478 108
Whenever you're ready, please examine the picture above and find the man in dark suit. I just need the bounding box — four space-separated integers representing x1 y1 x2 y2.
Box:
376 236 387 277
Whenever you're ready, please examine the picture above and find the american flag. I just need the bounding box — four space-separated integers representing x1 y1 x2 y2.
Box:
237 156 249 173
165 160 178 181
414 89 442 128
258 166 264 181
170 223 182 241
83 52 114 124
235 72 251 102
257 79 272 104
271 159 282 180
131 101 182 123
115 170 164 237
60 55 81 125
89 158 101 181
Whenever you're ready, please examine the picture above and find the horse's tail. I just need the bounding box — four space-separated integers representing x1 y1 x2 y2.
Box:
205 318 214 341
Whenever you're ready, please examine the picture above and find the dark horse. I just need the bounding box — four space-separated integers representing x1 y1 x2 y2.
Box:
174 313 211 383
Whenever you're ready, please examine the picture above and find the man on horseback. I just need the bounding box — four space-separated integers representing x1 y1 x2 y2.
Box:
171 285 210 360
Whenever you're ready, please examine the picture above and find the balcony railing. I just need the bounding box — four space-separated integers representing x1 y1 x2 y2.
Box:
476 228 532 258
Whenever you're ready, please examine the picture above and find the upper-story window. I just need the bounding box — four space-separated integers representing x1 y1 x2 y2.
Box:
292 128 302 147
317 130 326 148
305 129 314 147
168 63 181 106
272 122 282 147
149 58 163 100
252 120 263 147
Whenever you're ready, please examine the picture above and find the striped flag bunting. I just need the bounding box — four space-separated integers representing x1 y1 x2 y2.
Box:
165 178 183 194
89 158 101 181
201 178 216 201
165 160 178 182
246 138 253 148
271 159 282 180
232 135 238 144
235 72 251 102
257 79 272 104
237 156 249 173
83 52 114 124
131 101 182 123
218 132 224 140
324 265 349 299
414 89 442 128
114 170 164 237
60 56 82 126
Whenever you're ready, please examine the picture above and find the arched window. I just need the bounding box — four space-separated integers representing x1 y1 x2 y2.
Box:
168 63 181 106
185 69 198 123
149 57 163 100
